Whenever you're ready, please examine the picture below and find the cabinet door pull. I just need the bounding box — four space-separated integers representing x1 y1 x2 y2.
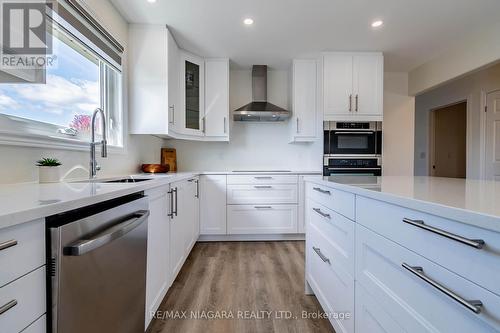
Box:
174 187 178 216
313 208 331 219
402 218 485 249
167 190 174 217
313 187 331 195
349 94 352 112
195 180 199 198
254 206 272 209
0 300 17 315
254 176 273 180
402 263 483 314
169 105 175 124
254 185 272 189
296 118 299 133
0 239 17 251
355 94 358 112
312 247 331 264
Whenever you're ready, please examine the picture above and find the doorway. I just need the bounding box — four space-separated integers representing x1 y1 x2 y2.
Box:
429 101 467 178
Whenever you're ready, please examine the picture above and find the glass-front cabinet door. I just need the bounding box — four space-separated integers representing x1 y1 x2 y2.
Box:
180 51 204 136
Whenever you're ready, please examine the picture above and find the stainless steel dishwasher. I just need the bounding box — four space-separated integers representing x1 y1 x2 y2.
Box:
47 193 149 333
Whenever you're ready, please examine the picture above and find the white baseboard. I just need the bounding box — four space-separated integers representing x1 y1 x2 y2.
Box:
197 233 305 242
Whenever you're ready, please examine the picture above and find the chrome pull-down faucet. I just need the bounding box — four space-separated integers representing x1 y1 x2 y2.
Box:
90 108 107 178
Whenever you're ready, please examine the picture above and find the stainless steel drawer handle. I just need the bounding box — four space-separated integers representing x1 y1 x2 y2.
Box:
64 210 150 256
312 208 331 219
313 187 331 195
254 185 272 189
0 239 18 251
0 300 17 315
312 247 331 264
254 176 273 179
254 206 272 209
402 218 485 249
402 263 483 314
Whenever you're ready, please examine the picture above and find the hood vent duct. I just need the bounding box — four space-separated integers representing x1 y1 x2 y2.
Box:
233 65 290 122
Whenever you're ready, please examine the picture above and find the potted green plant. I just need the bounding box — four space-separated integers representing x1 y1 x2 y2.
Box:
36 158 62 183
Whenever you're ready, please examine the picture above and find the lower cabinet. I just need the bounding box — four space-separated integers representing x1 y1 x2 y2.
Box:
200 175 227 235
145 186 171 328
227 205 298 234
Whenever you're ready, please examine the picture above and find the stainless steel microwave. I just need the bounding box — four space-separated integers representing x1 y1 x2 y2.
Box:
324 121 382 156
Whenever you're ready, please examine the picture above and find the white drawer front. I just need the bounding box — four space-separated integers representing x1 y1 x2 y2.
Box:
227 174 298 185
356 224 500 333
227 205 298 234
227 184 298 205
0 220 45 287
306 225 354 333
23 315 46 333
356 196 500 296
0 267 46 333
306 183 354 220
355 282 404 333
306 198 354 275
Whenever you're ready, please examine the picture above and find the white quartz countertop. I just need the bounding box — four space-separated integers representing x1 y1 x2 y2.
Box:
199 170 322 175
0 172 197 230
304 175 500 232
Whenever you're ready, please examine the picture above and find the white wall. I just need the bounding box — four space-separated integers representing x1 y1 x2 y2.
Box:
382 72 415 176
414 62 500 178
165 69 323 171
0 0 163 184
409 21 500 96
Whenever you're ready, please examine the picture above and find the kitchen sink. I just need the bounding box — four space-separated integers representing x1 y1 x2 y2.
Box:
102 178 153 183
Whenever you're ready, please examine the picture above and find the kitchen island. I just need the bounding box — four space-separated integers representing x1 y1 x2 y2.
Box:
304 175 500 333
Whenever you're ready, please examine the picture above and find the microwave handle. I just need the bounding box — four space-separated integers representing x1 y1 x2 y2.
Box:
332 131 374 135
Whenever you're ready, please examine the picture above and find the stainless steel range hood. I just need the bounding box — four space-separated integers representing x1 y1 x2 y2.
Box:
233 65 290 122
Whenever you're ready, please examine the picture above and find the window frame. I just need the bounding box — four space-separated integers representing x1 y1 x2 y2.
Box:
0 4 126 153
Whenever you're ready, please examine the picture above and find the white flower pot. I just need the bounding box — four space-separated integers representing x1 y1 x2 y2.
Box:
38 166 61 183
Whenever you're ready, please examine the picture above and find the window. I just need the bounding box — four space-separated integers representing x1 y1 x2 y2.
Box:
0 4 123 148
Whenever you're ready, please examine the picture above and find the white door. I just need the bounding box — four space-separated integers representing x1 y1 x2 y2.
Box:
485 90 500 180
292 59 317 141
180 51 205 136
204 59 229 139
352 53 383 117
200 175 227 235
323 54 353 117
169 181 186 282
167 28 180 132
145 187 170 327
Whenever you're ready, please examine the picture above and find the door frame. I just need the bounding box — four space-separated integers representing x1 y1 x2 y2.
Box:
428 99 468 177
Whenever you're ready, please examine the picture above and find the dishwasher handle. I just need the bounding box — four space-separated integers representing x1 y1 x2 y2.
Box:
64 210 150 256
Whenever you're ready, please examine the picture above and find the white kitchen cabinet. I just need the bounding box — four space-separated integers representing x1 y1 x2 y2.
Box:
204 59 229 140
323 52 383 121
227 184 298 205
227 204 298 234
145 186 171 328
290 59 318 142
129 24 180 136
200 175 227 235
179 51 205 137
185 177 200 252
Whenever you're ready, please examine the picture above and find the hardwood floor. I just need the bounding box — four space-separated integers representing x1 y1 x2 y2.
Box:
147 241 335 333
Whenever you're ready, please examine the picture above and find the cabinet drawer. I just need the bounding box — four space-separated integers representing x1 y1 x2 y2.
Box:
0 266 46 333
306 224 354 333
227 205 298 234
306 183 354 220
23 315 46 333
0 220 45 287
356 224 500 332
306 198 354 275
356 196 500 296
227 184 298 205
227 174 298 185
355 282 404 333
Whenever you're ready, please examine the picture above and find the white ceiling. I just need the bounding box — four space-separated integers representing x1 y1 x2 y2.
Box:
110 0 500 72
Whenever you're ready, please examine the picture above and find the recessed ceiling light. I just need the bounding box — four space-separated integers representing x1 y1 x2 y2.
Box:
147 0 157 3
243 18 254 25
371 20 383 28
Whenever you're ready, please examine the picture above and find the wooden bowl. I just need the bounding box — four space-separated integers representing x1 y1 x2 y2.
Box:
141 164 170 173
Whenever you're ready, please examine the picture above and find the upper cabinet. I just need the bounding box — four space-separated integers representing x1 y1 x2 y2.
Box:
290 59 319 142
128 25 229 141
204 59 230 140
323 52 383 121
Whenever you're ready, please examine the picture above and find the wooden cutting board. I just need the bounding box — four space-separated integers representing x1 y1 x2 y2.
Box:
161 148 177 172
